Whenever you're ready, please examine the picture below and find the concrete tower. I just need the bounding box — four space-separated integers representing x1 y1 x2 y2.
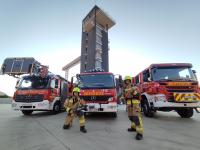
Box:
80 5 115 73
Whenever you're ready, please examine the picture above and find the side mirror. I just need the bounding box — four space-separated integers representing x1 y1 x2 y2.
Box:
69 76 75 93
76 74 80 79
192 70 196 74
143 73 149 82
15 80 20 89
118 75 123 87
119 75 122 81
114 74 123 88
71 76 74 85
143 77 148 82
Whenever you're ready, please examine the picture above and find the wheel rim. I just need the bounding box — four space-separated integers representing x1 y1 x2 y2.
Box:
54 104 60 112
143 103 148 114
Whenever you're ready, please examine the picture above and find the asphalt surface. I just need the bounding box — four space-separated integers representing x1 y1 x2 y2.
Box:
0 104 200 150
0 98 11 104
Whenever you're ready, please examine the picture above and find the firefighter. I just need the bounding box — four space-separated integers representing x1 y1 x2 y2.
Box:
63 87 87 133
123 76 144 140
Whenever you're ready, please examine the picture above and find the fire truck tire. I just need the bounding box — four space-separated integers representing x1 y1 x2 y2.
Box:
52 101 61 114
111 112 117 118
141 98 154 117
177 108 193 118
21 110 33 115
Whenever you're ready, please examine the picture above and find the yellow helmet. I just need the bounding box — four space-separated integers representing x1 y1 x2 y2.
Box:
73 87 80 93
124 75 132 81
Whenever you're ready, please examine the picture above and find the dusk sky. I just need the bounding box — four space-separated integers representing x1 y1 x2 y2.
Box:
0 0 200 96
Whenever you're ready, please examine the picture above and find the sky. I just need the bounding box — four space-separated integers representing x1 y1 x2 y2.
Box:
0 0 200 96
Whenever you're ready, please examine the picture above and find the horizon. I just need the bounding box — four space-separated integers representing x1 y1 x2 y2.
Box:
0 0 200 96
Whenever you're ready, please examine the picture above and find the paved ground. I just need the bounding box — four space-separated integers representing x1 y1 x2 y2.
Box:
0 98 11 104
0 104 200 150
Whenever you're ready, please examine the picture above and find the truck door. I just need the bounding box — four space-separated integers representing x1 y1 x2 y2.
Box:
50 78 59 100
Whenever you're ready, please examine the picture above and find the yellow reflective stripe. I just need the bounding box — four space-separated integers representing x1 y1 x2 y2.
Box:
79 116 85 124
66 107 70 112
127 100 131 105
131 123 136 129
127 99 140 105
136 126 144 134
79 116 85 126
174 93 200 101
175 94 182 101
136 116 144 134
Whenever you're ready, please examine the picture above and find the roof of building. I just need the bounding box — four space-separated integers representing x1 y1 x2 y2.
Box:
83 5 115 30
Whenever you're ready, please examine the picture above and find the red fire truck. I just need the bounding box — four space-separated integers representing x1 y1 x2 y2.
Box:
71 70 122 117
1 57 69 115
133 63 200 118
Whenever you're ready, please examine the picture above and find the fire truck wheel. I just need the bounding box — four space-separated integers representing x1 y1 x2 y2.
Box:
53 102 61 114
177 108 193 118
141 98 154 117
21 110 33 115
111 112 117 118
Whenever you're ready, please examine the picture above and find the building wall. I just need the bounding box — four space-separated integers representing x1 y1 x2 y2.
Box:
80 27 96 72
80 6 110 73
101 29 109 72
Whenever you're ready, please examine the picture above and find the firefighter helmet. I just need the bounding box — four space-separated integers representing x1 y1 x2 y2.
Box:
124 76 132 81
73 87 80 93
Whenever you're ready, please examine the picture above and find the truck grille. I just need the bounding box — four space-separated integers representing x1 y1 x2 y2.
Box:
15 94 44 103
166 86 195 93
81 96 112 102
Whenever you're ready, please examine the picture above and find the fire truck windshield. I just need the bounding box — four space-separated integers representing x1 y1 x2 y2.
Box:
78 74 115 89
18 76 50 89
152 67 196 81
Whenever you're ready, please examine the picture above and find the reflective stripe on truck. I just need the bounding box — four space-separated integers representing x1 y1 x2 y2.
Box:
173 93 200 102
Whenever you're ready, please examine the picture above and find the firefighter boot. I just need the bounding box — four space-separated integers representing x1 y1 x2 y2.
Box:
63 124 70 130
135 133 143 140
127 127 136 132
127 118 136 132
80 126 87 133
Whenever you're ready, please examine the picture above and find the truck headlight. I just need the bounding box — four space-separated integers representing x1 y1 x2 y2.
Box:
108 105 117 109
155 95 167 102
108 97 113 102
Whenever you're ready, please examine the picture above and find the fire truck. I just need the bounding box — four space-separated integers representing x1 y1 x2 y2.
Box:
71 70 123 117
133 63 200 118
1 57 69 115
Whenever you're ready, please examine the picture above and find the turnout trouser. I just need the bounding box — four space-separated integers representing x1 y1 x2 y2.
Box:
127 99 144 134
64 110 86 127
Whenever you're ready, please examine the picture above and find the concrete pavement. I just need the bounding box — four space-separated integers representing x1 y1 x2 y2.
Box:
0 104 200 150
0 98 11 104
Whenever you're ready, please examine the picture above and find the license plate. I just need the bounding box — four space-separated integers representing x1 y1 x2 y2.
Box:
89 105 95 109
22 104 32 107
98 108 104 111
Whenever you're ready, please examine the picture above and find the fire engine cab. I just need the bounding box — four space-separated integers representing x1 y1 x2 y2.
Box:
71 69 123 117
1 57 69 115
133 63 200 118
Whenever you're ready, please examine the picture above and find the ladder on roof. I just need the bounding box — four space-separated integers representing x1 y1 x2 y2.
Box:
1 57 49 78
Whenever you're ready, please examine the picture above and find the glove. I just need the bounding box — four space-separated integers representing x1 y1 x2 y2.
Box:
67 108 73 114
133 91 138 95
82 105 88 111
